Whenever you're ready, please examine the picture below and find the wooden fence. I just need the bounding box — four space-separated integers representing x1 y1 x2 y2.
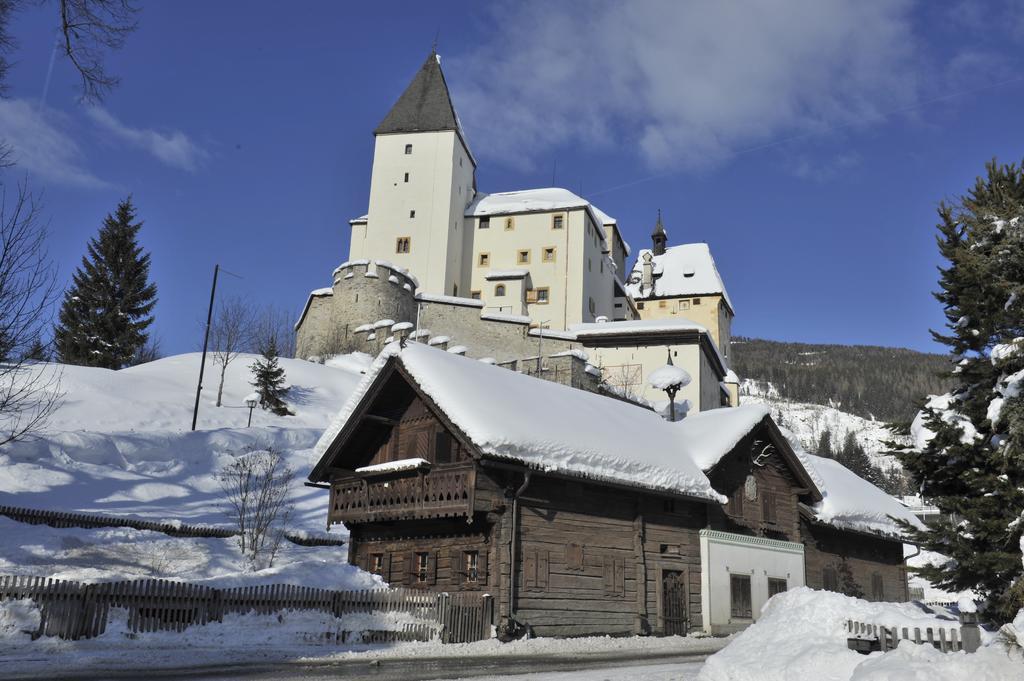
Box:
846 615 981 653
0 575 493 644
0 504 344 547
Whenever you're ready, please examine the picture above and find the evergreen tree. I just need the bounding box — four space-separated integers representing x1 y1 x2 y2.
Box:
895 159 1024 621
21 338 49 362
54 198 157 368
835 432 878 485
250 337 291 416
816 428 834 457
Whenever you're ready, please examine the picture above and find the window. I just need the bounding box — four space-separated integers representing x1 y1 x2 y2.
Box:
693 298 701 305
395 237 411 254
823 566 839 592
404 144 413 154
730 574 752 619
638 302 645 309
768 577 788 598
470 290 481 300
535 287 549 304
871 573 884 601
453 283 458 296
762 489 776 523
505 217 514 230
679 300 690 310
589 297 596 315
404 172 410 182
478 252 490 267
370 553 384 575
600 261 604 273
495 284 506 297
415 552 429 583
730 488 744 516
659 301 667 308
479 217 490 229
464 551 479 583
552 215 564 229
409 210 416 218
517 249 530 264
434 431 452 464
542 247 556 262
588 258 592 272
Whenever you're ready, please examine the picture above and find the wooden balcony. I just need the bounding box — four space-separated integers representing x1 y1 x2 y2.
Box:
328 464 476 525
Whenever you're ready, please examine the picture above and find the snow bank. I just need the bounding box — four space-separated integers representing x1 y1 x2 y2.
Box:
670 404 769 470
848 640 1022 681
314 343 724 502
698 587 995 681
0 599 40 642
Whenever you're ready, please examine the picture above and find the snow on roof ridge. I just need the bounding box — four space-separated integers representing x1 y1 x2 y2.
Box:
624 242 734 312
416 292 485 308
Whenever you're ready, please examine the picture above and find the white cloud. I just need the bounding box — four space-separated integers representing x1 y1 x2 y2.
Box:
450 0 922 171
0 99 109 188
86 107 208 172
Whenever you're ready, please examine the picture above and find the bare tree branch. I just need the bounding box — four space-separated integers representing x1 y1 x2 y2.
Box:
208 296 255 407
218 445 293 570
253 304 298 359
0 177 63 446
58 0 138 102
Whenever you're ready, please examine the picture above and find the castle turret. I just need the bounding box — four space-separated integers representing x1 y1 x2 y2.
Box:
348 50 477 298
651 209 667 256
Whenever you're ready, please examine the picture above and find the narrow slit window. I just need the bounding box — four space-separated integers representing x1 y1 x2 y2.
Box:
404 144 413 154
415 552 429 583
395 237 411 254
404 172 410 183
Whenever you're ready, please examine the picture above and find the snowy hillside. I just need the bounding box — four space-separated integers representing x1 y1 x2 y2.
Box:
740 379 905 472
0 352 373 586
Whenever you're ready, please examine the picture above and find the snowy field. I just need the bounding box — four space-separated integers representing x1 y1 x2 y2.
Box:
0 352 373 586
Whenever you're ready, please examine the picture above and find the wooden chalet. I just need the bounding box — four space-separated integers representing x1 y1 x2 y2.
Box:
309 343 918 638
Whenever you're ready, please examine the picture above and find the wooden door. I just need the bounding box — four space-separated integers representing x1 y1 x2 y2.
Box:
661 569 688 636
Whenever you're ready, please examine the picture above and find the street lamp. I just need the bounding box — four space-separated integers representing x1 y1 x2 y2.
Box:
245 393 258 427
648 349 691 422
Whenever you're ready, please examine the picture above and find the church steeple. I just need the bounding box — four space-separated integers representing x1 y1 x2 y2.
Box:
375 51 463 137
651 209 668 256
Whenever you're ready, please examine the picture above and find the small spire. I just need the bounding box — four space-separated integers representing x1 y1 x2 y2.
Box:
651 209 668 255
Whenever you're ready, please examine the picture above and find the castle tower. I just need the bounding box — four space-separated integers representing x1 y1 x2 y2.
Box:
651 209 668 256
348 51 477 297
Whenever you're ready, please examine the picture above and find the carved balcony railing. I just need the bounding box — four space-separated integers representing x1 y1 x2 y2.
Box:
328 465 476 525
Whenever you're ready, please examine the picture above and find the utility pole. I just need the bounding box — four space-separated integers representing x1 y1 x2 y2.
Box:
534 320 549 374
191 265 219 431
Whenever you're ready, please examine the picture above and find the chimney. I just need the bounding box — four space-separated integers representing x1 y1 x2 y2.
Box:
641 252 654 291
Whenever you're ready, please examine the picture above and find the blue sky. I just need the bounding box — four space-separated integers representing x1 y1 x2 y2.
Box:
2 0 1023 355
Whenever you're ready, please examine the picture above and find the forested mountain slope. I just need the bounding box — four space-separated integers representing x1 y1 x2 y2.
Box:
731 337 951 422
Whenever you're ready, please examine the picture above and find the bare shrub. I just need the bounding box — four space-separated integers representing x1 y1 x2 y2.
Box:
208 296 254 407
218 445 294 570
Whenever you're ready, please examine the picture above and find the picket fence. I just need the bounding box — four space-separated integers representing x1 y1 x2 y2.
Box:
0 575 493 644
845 616 980 653
0 504 344 547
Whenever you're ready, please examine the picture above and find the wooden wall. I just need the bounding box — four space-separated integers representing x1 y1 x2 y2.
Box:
801 519 908 603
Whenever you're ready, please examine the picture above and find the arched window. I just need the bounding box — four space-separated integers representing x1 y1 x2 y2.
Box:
495 284 506 297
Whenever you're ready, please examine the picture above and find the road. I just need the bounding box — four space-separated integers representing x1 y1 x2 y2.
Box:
35 652 708 681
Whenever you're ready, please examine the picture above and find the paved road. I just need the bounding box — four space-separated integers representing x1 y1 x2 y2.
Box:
36 652 708 681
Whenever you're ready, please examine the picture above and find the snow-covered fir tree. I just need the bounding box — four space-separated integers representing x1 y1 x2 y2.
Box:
897 159 1024 620
250 337 291 416
54 198 157 368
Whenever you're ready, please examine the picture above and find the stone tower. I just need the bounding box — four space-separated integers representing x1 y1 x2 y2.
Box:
347 51 477 297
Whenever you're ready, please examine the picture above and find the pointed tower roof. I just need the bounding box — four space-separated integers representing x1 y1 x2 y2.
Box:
376 51 463 135
651 209 667 238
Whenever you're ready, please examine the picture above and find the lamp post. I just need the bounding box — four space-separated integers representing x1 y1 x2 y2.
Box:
245 394 258 428
648 349 691 422
531 320 550 374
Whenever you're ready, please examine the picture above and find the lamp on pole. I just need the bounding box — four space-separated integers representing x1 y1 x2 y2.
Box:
648 349 691 422
531 320 550 374
245 394 258 428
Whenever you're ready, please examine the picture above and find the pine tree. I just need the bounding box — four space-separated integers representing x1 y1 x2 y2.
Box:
250 337 291 416
896 159 1024 621
816 428 834 457
22 338 49 362
54 198 157 368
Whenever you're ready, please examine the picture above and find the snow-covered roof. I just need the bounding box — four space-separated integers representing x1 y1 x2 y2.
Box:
465 188 611 247
625 243 734 312
570 318 709 337
671 404 772 470
349 214 368 225
416 292 484 308
481 312 532 324
294 287 335 330
355 458 429 475
804 453 925 537
312 342 724 502
484 269 530 280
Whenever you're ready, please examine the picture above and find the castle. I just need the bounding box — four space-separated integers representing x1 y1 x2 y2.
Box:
295 51 738 410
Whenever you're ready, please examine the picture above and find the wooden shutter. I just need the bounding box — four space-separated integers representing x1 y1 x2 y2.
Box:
603 556 625 596
429 551 438 585
523 551 536 591
434 431 452 464
566 543 584 571
384 553 394 584
406 553 416 586
526 289 538 304
478 547 489 586
537 550 549 589
450 548 462 586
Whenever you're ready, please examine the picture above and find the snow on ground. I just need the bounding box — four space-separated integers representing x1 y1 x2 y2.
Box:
0 352 372 585
697 587 1020 681
740 380 905 472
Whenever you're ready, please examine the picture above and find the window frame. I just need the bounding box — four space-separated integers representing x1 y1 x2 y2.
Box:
768 577 788 598
470 290 481 300
535 287 550 304
479 217 490 229
403 172 409 183
370 553 384 576
409 210 416 218
517 249 531 265
542 247 556 263
504 217 515 231
730 573 753 619
464 551 479 584
478 252 490 267
395 236 411 254
552 214 564 230
415 552 430 584
404 143 413 154
494 283 506 297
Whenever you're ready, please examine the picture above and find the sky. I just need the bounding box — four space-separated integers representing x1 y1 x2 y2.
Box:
2 0 1023 356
